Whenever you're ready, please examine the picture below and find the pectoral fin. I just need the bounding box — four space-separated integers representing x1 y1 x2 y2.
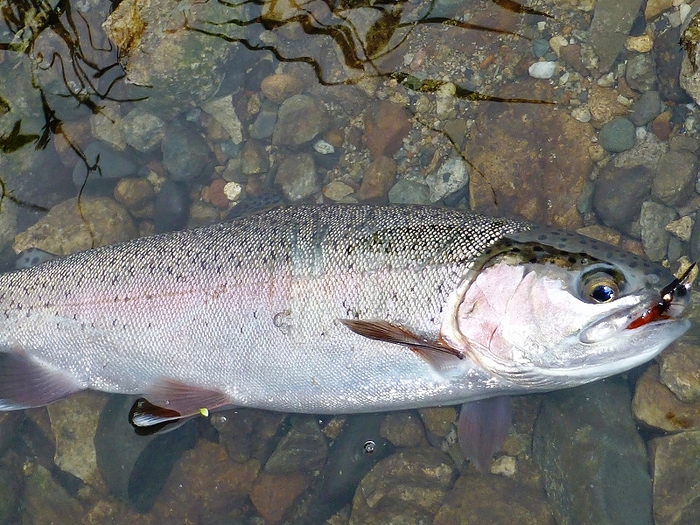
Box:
129 379 232 435
339 319 464 360
0 352 82 409
457 396 512 473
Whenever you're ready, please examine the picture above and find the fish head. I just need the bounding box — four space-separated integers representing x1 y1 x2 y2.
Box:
446 227 692 391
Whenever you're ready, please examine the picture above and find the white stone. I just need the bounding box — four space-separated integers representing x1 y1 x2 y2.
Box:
223 181 242 202
426 158 469 202
528 61 557 79
313 139 335 154
666 215 695 241
571 107 592 123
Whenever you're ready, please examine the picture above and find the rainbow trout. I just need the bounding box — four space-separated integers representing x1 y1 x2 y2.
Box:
0 205 691 465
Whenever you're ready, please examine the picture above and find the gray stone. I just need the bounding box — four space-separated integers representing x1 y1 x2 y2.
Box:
274 153 318 202
22 465 83 525
652 150 697 206
264 416 328 473
72 142 139 187
669 135 700 153
592 164 652 230
640 200 676 261
425 158 469 202
649 431 700 525
122 110 166 153
240 139 270 176
599 117 636 153
630 91 663 126
589 0 646 72
161 122 214 182
625 53 658 93
272 94 329 147
388 179 431 205
249 102 278 140
533 379 653 525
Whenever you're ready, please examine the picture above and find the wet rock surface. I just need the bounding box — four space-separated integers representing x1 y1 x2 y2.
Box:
533 379 653 525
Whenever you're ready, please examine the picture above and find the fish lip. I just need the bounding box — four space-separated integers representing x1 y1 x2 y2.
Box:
578 293 657 344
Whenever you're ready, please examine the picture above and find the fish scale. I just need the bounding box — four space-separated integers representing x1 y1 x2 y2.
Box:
0 205 689 439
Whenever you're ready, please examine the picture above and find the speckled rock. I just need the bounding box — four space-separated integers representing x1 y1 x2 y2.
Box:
22 464 83 525
599 117 636 153
272 95 329 147
350 447 456 524
380 412 425 448
264 416 328 474
425 158 469 202
161 122 215 182
250 472 309 524
433 474 555 525
653 27 693 103
630 91 663 126
633 364 700 432
533 379 653 525
121 109 166 152
47 392 109 489
657 333 700 403
322 180 355 201
154 441 260 523
14 197 138 255
625 53 658 92
357 156 396 202
652 150 697 206
202 95 244 145
649 431 700 525
261 73 305 104
468 82 593 229
592 164 652 231
588 85 630 128
418 407 457 438
274 153 318 202
388 179 431 205
241 139 270 176
113 178 156 211
640 200 676 261
589 0 645 71
102 0 235 118
364 100 412 160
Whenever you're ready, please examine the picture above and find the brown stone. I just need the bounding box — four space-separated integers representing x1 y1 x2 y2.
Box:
114 178 155 211
418 407 457 438
632 364 700 432
154 441 260 523
261 73 304 104
204 179 230 209
434 474 555 525
467 82 594 228
652 111 672 141
357 156 396 202
658 337 700 403
250 472 308 524
588 85 630 128
380 412 425 447
364 100 411 159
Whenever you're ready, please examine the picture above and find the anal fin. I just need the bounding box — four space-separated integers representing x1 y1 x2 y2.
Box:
129 378 232 435
0 352 82 409
458 396 512 473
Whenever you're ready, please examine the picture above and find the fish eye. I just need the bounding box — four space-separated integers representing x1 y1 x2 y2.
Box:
581 271 621 304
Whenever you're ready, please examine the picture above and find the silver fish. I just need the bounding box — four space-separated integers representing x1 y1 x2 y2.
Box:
0 205 690 437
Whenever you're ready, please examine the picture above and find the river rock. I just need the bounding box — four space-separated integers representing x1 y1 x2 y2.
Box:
364 100 412 160
161 122 215 182
102 0 235 118
272 95 329 147
350 447 456 524
211 408 284 463
250 472 308 523
630 91 663 126
533 379 653 525
264 416 328 474
380 412 425 448
599 117 636 153
640 200 676 261
593 164 652 230
625 53 658 92
261 73 305 104
153 181 190 233
357 156 396 202
425 158 469 202
22 464 83 525
589 0 646 71
274 153 319 202
468 82 593 228
72 141 140 188
121 109 166 153
657 334 700 403
649 430 700 525
387 179 431 205
434 474 555 525
653 27 693 103
633 363 700 432
652 150 697 206
47 392 109 489
14 197 138 255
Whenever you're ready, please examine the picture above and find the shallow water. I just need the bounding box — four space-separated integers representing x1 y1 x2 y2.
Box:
1 0 699 523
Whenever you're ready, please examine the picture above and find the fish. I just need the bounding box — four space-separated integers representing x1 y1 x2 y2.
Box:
0 204 691 467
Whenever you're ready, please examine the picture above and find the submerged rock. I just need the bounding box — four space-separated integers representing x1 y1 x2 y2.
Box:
533 378 653 525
